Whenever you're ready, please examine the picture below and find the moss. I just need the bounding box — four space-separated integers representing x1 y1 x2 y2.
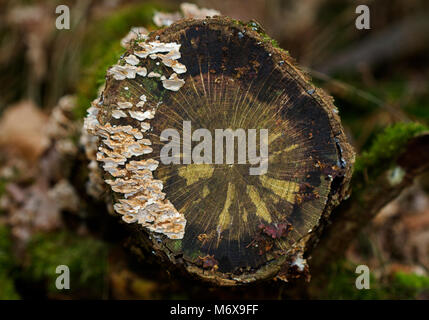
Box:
229 18 282 50
388 272 429 299
74 2 168 119
0 226 13 270
120 88 132 100
240 20 281 49
0 225 20 299
25 231 109 297
320 260 383 299
168 239 182 253
354 122 428 177
140 77 159 94
320 260 429 299
0 274 20 299
244 21 280 48
0 179 6 215
185 248 206 262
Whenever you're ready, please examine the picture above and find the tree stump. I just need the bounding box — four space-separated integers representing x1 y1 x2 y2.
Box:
84 17 354 285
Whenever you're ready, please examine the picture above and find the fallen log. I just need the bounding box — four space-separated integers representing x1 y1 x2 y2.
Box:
83 17 355 285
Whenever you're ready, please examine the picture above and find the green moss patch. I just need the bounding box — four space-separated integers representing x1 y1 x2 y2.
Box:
319 260 429 299
25 231 109 297
354 122 428 177
0 225 20 299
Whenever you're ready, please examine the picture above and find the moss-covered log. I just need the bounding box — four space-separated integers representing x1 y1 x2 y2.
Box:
84 17 354 285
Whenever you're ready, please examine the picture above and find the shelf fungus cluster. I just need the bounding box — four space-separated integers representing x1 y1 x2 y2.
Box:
84 33 188 239
84 17 354 285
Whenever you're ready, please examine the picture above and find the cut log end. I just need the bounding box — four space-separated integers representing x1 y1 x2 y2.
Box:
85 17 354 285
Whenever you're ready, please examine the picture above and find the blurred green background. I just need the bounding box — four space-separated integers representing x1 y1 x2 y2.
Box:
0 0 428 299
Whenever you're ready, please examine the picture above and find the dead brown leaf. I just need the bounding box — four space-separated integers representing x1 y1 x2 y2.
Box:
0 100 50 163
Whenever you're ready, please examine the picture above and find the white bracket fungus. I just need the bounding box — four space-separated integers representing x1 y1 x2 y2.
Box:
83 29 190 240
162 73 185 91
120 27 148 48
153 3 220 27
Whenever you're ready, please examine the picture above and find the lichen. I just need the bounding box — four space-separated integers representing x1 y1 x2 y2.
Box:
387 166 406 186
242 20 281 49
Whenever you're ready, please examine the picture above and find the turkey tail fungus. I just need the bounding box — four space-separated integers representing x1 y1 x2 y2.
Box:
84 17 355 286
